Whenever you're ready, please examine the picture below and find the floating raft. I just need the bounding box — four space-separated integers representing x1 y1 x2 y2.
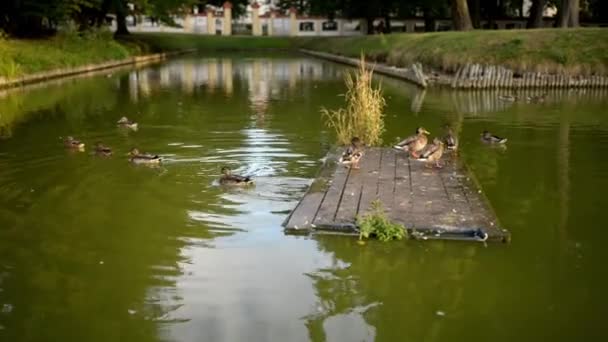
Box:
283 148 510 242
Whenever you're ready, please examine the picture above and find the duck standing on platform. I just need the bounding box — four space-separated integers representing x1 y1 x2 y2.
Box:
443 125 458 151
94 142 112 157
64 136 85 151
128 148 161 165
394 127 430 158
481 130 508 144
339 137 364 169
419 137 445 168
117 117 138 130
219 166 254 186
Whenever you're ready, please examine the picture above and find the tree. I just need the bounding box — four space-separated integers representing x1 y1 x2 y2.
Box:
527 0 546 28
450 0 473 30
557 0 579 27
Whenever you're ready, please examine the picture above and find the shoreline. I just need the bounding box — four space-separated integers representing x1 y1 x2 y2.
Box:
0 50 194 90
302 48 608 89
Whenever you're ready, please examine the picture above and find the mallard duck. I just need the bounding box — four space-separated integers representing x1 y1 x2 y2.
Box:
481 130 508 144
443 125 458 151
117 117 138 130
526 93 546 103
219 166 254 186
128 148 161 164
339 137 364 169
94 142 112 157
394 127 430 158
64 136 85 151
419 137 444 168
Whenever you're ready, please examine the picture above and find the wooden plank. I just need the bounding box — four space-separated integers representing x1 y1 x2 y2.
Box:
312 159 350 227
335 156 367 224
356 148 382 216
392 149 412 222
284 192 325 230
284 147 510 242
377 149 397 216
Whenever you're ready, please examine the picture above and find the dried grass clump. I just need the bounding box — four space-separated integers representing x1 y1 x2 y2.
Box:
322 56 386 146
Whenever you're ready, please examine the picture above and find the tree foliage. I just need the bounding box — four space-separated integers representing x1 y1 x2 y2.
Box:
0 0 600 37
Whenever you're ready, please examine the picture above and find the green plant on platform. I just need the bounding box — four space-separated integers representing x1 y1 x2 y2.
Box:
321 55 386 146
357 200 406 242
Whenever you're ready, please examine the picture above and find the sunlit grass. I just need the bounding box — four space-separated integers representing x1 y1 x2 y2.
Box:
322 56 386 146
0 35 136 79
300 28 608 76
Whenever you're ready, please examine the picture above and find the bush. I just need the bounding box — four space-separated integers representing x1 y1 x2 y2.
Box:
321 55 386 146
357 200 407 242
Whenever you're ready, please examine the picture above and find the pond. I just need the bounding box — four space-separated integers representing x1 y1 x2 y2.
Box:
0 54 606 341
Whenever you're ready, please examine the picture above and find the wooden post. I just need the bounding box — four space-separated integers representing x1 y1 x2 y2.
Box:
290 7 298 37
184 14 194 33
223 2 232 36
268 10 276 36
206 10 215 35
314 19 321 36
252 2 261 36
452 66 462 88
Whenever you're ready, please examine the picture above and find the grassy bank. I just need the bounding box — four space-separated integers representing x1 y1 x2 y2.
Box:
0 35 136 79
299 28 608 76
121 33 296 53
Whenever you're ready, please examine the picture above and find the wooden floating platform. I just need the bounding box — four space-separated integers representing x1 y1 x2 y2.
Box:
283 148 510 242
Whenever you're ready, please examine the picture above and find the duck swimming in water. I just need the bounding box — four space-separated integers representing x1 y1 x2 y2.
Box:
443 125 458 151
219 166 254 186
418 137 445 168
339 137 364 169
64 136 85 151
117 117 138 130
94 142 112 157
481 130 508 144
394 127 430 158
128 148 161 164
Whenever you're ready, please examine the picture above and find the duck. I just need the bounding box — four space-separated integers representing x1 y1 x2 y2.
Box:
64 136 85 151
94 142 112 157
219 166 254 186
526 93 546 103
117 117 138 130
394 127 430 158
481 130 508 144
443 125 458 151
418 137 445 168
498 94 517 102
339 137 364 169
128 148 161 164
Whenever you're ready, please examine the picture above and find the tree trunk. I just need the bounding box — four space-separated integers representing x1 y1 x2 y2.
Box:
470 0 481 28
558 0 571 27
451 0 473 31
366 17 374 34
423 7 435 32
384 15 391 33
116 12 129 34
567 0 579 27
527 0 546 28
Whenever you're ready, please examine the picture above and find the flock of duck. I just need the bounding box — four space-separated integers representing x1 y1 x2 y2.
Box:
64 117 507 184
339 125 507 169
62 116 254 186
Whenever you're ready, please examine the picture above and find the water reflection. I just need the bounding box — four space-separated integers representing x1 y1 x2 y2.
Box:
0 55 607 341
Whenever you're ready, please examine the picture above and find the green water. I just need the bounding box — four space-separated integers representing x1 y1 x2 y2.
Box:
0 55 607 341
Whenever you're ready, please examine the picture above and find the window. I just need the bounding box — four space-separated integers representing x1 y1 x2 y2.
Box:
322 21 337 31
299 22 314 32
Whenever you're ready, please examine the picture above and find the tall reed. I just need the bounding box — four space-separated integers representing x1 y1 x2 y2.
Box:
322 56 386 146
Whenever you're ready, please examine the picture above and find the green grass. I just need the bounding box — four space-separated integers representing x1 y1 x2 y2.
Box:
121 33 298 53
299 28 608 76
0 35 136 79
3 28 606 80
